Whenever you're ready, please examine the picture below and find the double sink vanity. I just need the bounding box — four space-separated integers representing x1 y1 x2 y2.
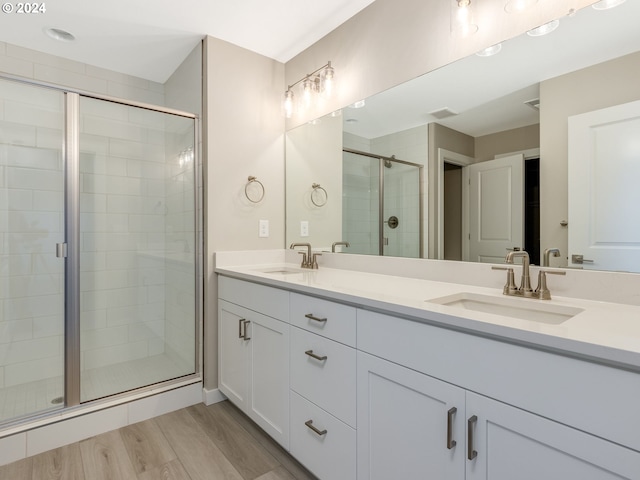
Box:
215 250 640 480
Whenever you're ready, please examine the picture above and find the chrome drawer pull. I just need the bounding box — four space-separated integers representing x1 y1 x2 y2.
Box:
305 350 328 361
447 407 457 450
467 415 478 460
305 313 327 323
239 319 250 340
305 419 327 436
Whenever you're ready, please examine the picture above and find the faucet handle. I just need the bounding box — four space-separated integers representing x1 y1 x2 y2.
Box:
492 266 518 295
535 270 566 300
298 251 309 268
312 253 322 269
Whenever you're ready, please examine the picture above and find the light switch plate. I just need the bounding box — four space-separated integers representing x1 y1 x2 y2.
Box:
259 219 269 237
300 220 309 237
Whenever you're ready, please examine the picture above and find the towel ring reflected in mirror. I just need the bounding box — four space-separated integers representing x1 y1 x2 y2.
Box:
311 183 328 207
245 176 265 203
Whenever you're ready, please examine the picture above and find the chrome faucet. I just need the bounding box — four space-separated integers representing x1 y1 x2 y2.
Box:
331 241 350 253
289 243 321 269
505 250 534 297
543 248 561 267
493 249 566 300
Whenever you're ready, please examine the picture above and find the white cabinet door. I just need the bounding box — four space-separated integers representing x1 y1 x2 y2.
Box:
357 352 466 480
247 311 290 449
466 392 640 480
218 299 290 449
218 300 251 409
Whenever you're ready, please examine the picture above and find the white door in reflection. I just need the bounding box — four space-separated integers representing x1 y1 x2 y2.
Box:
466 154 524 263
569 100 640 272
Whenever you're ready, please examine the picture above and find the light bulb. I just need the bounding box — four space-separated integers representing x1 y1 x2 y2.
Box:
283 90 294 118
453 0 478 36
322 63 335 98
302 76 314 108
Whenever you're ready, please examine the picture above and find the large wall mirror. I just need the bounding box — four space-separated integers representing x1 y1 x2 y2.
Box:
285 2 640 273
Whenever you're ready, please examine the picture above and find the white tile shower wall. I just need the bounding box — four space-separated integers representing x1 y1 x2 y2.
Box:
79 100 169 373
371 126 428 257
1 41 168 384
0 42 165 106
0 81 65 389
343 133 376 254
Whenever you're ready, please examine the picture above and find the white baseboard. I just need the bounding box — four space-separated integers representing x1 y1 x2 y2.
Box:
202 387 227 406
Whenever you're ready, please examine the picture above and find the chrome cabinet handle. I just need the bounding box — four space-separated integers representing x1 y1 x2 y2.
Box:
447 407 457 450
305 350 328 361
239 319 250 340
305 419 327 436
305 313 327 323
238 318 245 338
467 415 478 460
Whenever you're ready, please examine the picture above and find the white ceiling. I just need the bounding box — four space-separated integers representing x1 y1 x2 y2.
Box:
0 0 376 83
342 0 640 139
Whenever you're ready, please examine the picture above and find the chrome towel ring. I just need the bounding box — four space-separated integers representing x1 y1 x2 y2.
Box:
311 183 328 207
245 176 265 203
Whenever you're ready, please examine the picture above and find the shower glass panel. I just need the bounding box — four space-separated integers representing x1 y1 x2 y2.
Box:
342 151 380 255
383 162 421 258
78 97 196 402
0 79 66 422
342 150 422 257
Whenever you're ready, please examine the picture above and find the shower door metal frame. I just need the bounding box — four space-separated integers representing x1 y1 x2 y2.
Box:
1 73 203 417
343 148 424 257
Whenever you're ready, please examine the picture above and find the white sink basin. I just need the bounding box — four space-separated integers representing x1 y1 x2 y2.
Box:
427 292 583 325
257 267 305 276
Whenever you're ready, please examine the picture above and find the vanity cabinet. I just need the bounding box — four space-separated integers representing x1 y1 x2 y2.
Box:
218 277 290 448
357 310 640 480
289 293 357 480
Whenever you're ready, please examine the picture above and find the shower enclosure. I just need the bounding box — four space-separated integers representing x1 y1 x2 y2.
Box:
342 149 423 257
0 76 200 426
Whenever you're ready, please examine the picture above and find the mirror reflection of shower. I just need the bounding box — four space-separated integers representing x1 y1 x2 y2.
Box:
342 149 423 257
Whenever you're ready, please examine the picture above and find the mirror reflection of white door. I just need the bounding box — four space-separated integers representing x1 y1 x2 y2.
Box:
568 100 640 271
466 154 524 263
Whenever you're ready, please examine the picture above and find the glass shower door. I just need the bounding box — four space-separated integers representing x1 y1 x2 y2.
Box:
0 79 66 422
78 97 196 402
383 161 422 258
342 151 380 255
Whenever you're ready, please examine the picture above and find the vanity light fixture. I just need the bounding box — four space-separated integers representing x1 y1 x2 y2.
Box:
527 19 560 37
452 0 478 36
476 43 502 57
592 0 626 10
283 61 335 118
504 0 538 14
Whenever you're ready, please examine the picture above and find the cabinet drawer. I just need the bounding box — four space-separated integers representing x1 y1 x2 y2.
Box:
290 391 356 480
218 276 289 320
290 293 356 346
290 326 356 427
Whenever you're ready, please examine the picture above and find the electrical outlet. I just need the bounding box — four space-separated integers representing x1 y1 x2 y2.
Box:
259 219 269 237
300 221 309 237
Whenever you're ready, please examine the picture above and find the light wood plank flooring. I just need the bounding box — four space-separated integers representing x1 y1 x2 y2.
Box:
0 401 318 480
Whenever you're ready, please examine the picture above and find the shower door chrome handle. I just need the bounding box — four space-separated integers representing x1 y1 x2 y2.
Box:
56 243 68 258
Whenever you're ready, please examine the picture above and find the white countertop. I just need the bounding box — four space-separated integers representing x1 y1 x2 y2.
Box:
215 261 640 371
